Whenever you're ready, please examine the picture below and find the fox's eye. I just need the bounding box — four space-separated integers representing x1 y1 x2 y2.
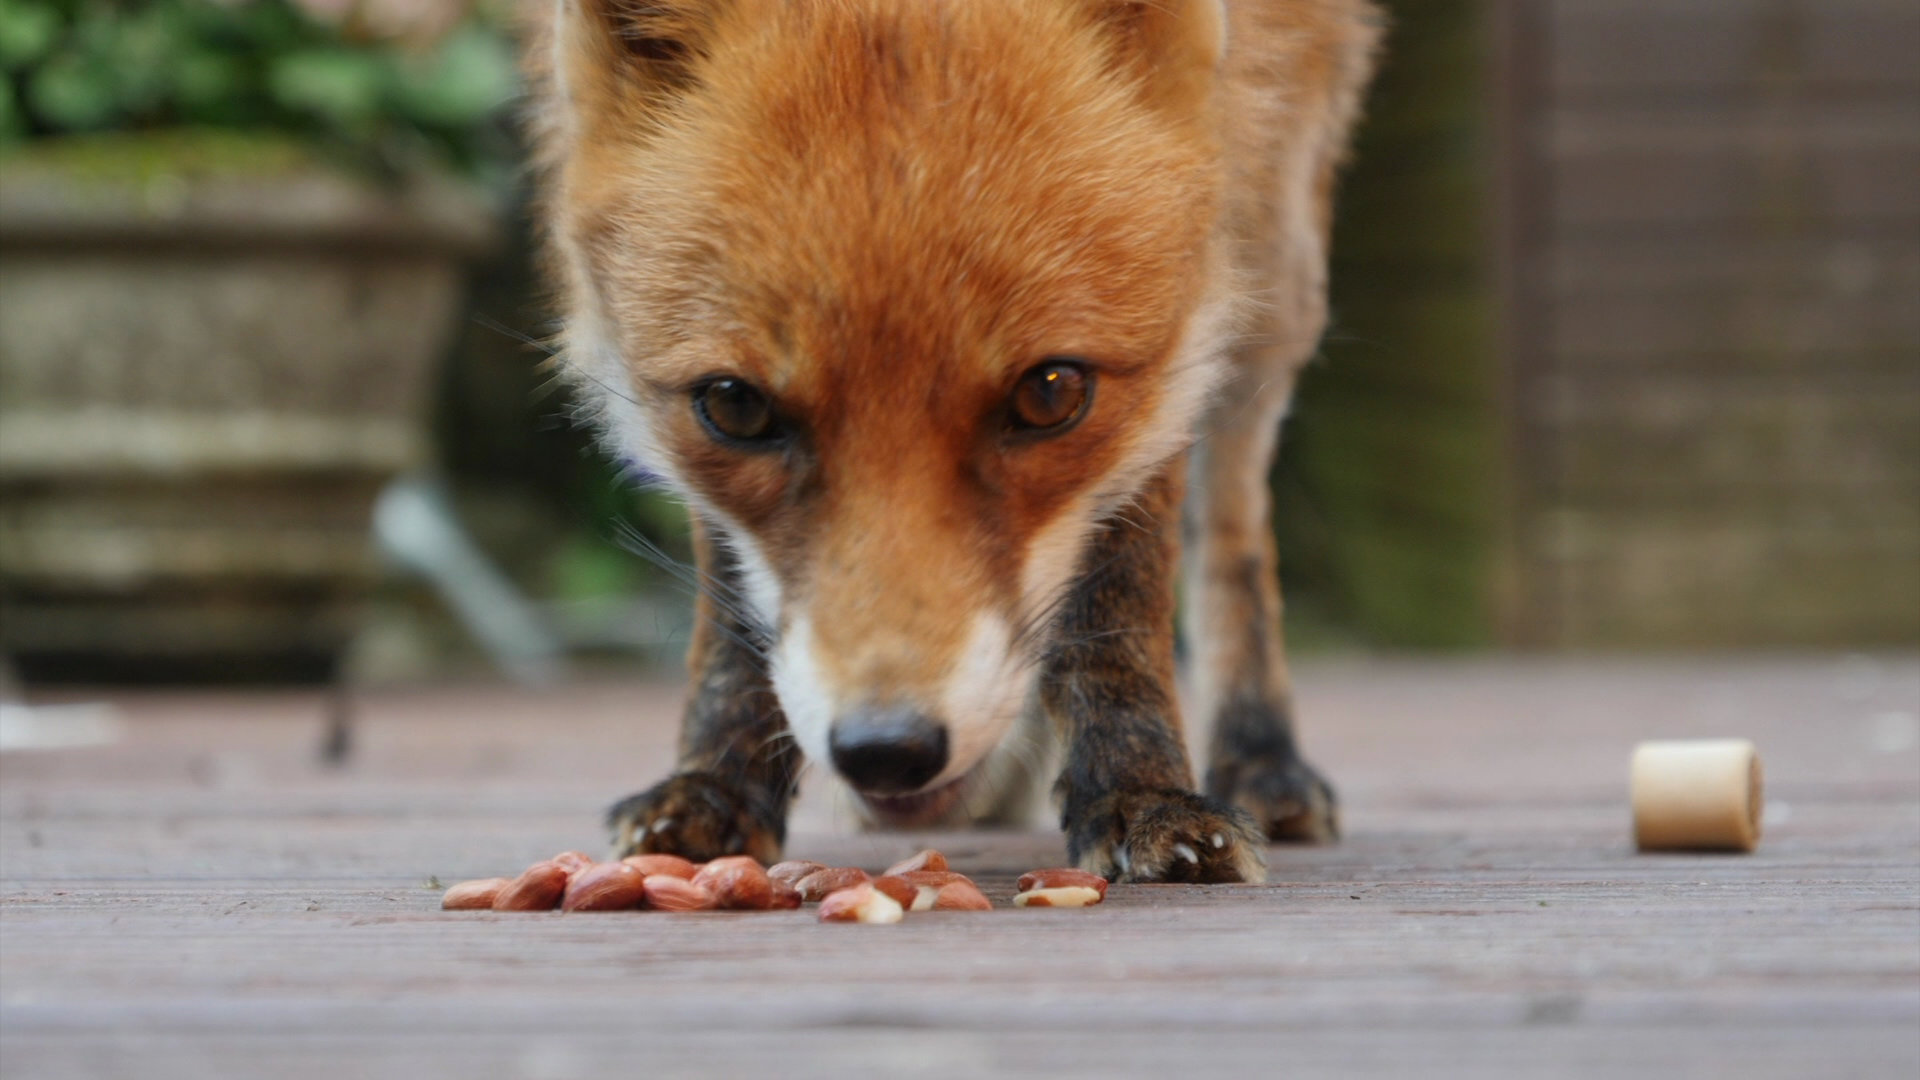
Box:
695 378 778 443
1011 360 1092 433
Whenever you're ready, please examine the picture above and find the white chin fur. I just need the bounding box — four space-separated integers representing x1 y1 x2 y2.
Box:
770 614 834 771
932 611 1032 791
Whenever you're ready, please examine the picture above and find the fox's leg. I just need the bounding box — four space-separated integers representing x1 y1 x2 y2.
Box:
1188 0 1379 845
1046 462 1266 884
607 517 797 864
1188 367 1338 843
1183 0 1378 845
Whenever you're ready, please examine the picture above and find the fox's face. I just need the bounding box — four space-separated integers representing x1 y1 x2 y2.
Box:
544 0 1235 822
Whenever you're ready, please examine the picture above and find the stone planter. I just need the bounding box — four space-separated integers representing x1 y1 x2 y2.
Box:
0 146 498 682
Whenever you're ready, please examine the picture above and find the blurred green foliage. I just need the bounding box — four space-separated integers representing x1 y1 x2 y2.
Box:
0 0 519 178
1275 0 1497 650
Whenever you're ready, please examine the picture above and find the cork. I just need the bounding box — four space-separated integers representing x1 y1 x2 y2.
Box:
1630 738 1763 853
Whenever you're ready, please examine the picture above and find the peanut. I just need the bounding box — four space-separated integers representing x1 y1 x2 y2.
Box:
1012 885 1104 908
882 848 949 876
1014 868 1108 899
642 874 717 911
620 854 699 880
794 866 871 902
441 877 510 910
549 851 599 878
869 876 919 908
817 883 904 924
493 861 570 911
767 860 828 887
895 870 972 890
931 880 993 911
692 856 774 910
562 862 649 912
769 878 804 909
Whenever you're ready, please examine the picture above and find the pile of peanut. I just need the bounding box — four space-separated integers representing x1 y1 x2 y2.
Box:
440 848 1106 923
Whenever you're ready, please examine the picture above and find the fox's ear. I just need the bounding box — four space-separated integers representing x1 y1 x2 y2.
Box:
554 0 722 108
1077 0 1226 114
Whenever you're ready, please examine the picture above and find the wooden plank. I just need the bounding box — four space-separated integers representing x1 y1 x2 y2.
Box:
1552 433 1920 502
1521 365 1920 646
1544 231 1920 372
1539 384 1920 500
1534 513 1920 646
3 1027 1919 1080
1548 232 1920 298
1528 365 1920 488
1551 284 1918 357
1549 0 1920 99
1547 105 1920 231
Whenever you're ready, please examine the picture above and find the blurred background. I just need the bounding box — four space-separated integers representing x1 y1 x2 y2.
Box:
0 0 1915 694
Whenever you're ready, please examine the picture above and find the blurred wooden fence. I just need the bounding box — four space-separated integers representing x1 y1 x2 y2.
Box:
1282 0 1920 649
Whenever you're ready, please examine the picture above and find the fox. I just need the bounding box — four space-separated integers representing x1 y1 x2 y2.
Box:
526 0 1380 884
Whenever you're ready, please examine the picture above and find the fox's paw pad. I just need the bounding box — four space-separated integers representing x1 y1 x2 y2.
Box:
1208 754 1339 844
1071 788 1267 884
607 772 782 865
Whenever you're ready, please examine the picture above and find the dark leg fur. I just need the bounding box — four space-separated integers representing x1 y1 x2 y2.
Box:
1196 547 1339 843
607 518 797 864
1207 697 1338 843
1045 463 1266 884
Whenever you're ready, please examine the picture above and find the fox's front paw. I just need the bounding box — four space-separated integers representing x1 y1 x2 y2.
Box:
1207 752 1339 844
607 772 783 865
1067 788 1267 884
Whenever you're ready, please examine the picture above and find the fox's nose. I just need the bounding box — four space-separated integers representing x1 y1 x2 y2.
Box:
829 707 949 794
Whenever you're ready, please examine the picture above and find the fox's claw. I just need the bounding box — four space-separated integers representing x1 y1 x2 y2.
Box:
607 772 783 865
1068 788 1267 884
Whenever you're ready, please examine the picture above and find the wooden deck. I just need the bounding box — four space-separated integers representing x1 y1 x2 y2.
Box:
3 656 1917 1078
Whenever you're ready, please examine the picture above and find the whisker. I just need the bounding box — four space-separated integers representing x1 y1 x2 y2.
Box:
1036 626 1149 665
755 725 802 762
472 313 560 357
612 520 766 637
996 718 1050 787
1009 547 1128 654
610 521 773 667
617 517 760 617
